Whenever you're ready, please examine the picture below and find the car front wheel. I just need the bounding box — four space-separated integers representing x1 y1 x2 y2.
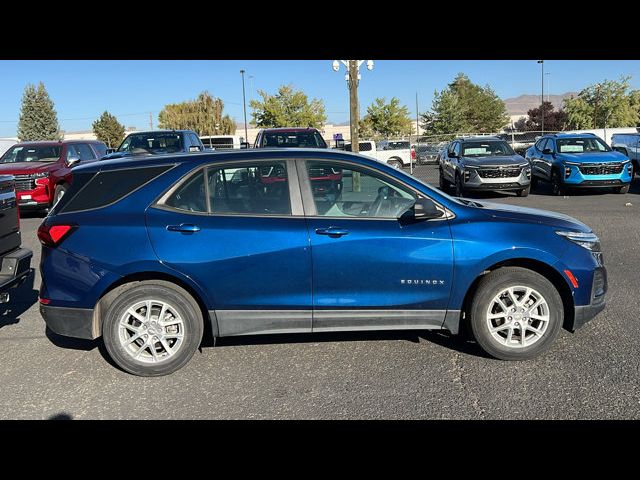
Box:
468 267 563 361
102 280 204 377
551 170 565 196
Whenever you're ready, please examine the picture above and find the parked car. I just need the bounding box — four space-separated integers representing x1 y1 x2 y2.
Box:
377 140 410 151
200 135 246 150
0 175 33 303
344 140 412 168
525 133 633 195
0 140 107 212
439 137 531 197
414 144 441 164
102 130 204 160
611 132 639 181
39 148 606 376
253 127 328 148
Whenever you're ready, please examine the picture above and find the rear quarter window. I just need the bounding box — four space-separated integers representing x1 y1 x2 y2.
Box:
58 165 173 213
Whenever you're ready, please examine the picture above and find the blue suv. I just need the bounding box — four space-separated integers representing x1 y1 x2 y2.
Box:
525 133 633 195
38 149 607 376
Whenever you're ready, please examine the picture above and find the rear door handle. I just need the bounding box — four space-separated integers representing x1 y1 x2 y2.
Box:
315 227 349 237
166 224 201 233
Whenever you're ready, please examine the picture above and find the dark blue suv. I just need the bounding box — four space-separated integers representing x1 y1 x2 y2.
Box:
38 149 607 376
525 133 633 195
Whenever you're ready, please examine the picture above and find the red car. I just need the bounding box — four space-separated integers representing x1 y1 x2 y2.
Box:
0 140 107 213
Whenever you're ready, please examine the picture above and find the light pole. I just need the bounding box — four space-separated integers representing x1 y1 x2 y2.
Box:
537 60 544 134
545 72 551 103
240 69 248 145
332 60 374 154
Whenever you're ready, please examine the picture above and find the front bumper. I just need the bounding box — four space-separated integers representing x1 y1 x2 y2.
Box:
40 304 97 339
462 167 530 191
0 247 33 293
569 266 607 331
562 163 633 187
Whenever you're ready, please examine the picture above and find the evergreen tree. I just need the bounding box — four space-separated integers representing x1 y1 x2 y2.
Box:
92 111 125 148
17 82 61 141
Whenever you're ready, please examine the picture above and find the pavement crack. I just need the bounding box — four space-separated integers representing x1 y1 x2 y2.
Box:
451 352 485 419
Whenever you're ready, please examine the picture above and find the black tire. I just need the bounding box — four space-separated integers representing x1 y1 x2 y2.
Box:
439 168 449 191
516 185 530 197
616 184 630 194
468 267 563 361
53 184 67 206
455 173 465 197
551 170 565 196
102 280 204 377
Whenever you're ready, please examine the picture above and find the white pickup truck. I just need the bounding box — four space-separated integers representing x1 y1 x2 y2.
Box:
343 140 413 168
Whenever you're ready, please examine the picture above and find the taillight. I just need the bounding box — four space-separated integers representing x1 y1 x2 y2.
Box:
37 223 75 247
411 146 416 160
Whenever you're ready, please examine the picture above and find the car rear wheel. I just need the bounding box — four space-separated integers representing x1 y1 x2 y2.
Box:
388 159 403 169
102 281 204 377
468 267 563 361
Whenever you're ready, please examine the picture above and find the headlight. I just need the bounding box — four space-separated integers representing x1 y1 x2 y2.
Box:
556 231 601 251
562 161 580 166
32 172 49 178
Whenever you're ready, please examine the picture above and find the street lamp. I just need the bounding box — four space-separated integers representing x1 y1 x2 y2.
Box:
537 60 544 134
240 69 248 146
332 60 374 153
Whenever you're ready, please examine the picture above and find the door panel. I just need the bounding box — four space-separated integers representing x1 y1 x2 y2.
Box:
300 160 454 331
146 161 312 336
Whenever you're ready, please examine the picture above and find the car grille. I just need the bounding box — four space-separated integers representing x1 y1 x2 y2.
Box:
477 167 521 178
13 175 36 191
578 163 623 175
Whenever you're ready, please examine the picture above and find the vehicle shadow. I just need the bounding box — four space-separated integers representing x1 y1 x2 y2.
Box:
44 327 123 370
205 328 491 359
0 271 38 330
17 209 48 219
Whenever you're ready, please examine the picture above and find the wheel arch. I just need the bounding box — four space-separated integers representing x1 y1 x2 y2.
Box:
459 258 575 333
91 271 218 341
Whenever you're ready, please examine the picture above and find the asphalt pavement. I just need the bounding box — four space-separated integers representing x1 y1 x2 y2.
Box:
2 166 639 419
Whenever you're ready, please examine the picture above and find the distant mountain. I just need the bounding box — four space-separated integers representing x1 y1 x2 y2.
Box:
504 92 578 116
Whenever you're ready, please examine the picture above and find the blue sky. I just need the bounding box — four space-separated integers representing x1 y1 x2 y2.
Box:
1 60 639 137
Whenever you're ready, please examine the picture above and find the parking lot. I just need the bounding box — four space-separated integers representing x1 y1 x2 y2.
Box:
2 164 639 419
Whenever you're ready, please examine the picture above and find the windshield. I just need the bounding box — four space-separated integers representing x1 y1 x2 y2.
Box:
262 131 327 148
0 145 61 163
381 141 410 150
556 137 611 153
461 141 515 157
117 132 184 154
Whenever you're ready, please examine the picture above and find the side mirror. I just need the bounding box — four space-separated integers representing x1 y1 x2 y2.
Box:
188 146 201 152
542 148 554 155
240 142 250 149
105 148 116 155
66 155 81 168
402 198 444 222
448 152 458 159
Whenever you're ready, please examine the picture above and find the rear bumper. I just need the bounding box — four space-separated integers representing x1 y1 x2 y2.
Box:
0 247 33 292
40 304 97 340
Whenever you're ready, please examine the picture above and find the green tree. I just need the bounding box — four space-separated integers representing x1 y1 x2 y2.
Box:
250 84 326 128
521 101 568 132
158 91 236 135
420 73 509 135
359 97 413 139
17 82 61 141
92 111 125 148
564 76 640 129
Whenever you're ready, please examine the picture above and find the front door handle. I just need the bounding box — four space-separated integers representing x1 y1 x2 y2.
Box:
166 224 201 233
315 227 349 237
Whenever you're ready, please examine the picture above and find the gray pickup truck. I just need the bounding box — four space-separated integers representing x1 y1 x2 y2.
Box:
0 175 32 303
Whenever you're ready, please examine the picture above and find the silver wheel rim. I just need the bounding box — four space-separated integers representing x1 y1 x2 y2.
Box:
118 299 185 364
486 285 550 349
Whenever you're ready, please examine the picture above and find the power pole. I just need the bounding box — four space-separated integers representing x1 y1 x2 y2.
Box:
240 69 249 145
149 112 153 130
348 60 360 153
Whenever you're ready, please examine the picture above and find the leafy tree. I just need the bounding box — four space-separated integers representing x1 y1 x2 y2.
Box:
17 82 61 141
359 97 413 139
520 101 568 132
420 73 509 135
158 91 236 135
250 84 326 128
92 111 125 148
564 76 640 129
